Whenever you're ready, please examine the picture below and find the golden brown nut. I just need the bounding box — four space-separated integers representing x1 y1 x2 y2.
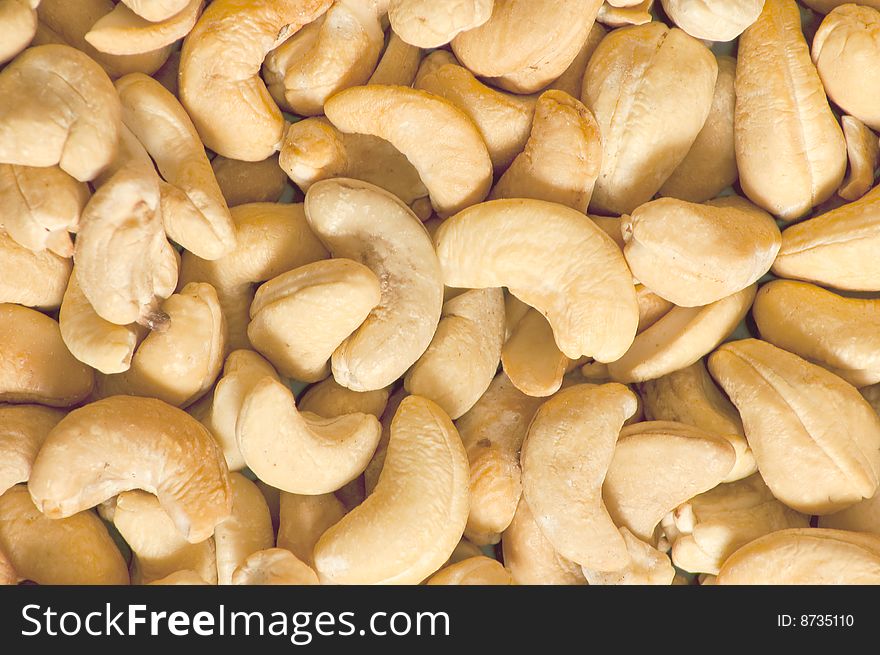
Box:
0 304 93 407
0 405 64 496
596 0 653 27
709 339 880 514
735 0 846 220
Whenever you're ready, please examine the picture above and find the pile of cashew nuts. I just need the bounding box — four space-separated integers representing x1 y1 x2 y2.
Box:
2 0 880 586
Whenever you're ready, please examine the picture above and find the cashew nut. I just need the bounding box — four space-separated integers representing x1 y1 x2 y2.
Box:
596 0 654 27
838 116 880 202
0 229 71 311
277 492 347 569
388 0 492 48
542 21 606 99
0 0 39 65
85 0 203 56
427 556 513 585
214 473 274 585
819 489 880 535
368 31 421 86
119 0 190 22
502 308 571 398
660 0 765 42
148 570 209 585
211 155 288 207
0 404 64 496
232 548 319 585
582 527 675 585
300 377 390 419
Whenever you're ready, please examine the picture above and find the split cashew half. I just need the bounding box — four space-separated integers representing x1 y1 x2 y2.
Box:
0 229 71 311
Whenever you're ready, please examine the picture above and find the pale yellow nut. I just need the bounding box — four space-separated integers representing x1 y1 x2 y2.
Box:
661 0 764 42
772 184 880 291
0 304 93 407
819 488 880 535
634 284 674 333
95 282 226 407
179 0 333 160
280 117 429 209
368 31 421 86
314 395 469 584
404 287 505 420
0 0 39 65
389 0 492 48
120 0 189 22
596 0 653 28
213 473 274 586
300 378 390 419
434 198 639 362
522 383 638 570
501 497 586 585
735 0 847 220
640 361 757 483
232 548 319 585
603 421 736 543
0 164 88 257
490 90 601 213
248 259 382 383
238 377 382 494
305 179 443 391
838 116 880 202
451 0 603 94
427 556 513 585
446 539 484 566
264 0 383 117
459 372 544 545
0 484 129 585
0 230 71 311
85 0 201 56
589 214 626 252
414 52 537 171
29 395 232 543
36 0 173 78
542 21 606 99
669 474 809 575
660 55 738 204
116 73 236 260
211 155 288 207
582 527 675 585
502 308 570 398
582 22 717 215
709 339 880 514
277 492 346 569
0 44 120 182
622 197 780 307
717 528 880 584
753 280 880 387
813 5 880 133
503 292 532 341
148 570 209 585
324 85 492 217
606 285 757 384
0 405 64 496
178 202 329 351
113 490 218 585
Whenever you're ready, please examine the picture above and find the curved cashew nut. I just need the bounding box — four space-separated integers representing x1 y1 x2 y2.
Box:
95 282 226 407
115 73 236 260
178 202 329 351
305 179 443 391
502 308 571 398
661 0 764 41
59 271 141 375
211 155 288 207
606 285 757 384
300 377 390 419
29 395 232 543
427 556 513 585
451 0 602 94
521 383 637 570
0 164 88 258
112 490 218 584
214 473 274 585
603 421 736 544
639 361 757 483
362 387 407 494
622 197 780 307
838 116 880 202
0 405 64 496
179 0 333 160
314 395 469 584
0 44 120 182
708 338 880 514
0 304 94 407
368 31 422 86
277 492 347 569
120 0 189 22
404 287 505 420
232 548 319 585
238 377 382 494
717 528 880 584
0 0 39 65
85 0 203 56
753 280 880 387
248 259 382 383
389 0 493 48
323 85 493 217
772 184 880 291
0 484 129 585
414 51 537 171
543 22 606 99
433 198 639 361
0 229 71 310
264 0 384 116
582 528 675 585
501 497 586 585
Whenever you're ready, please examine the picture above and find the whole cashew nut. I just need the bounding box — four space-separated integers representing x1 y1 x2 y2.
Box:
0 404 64 496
